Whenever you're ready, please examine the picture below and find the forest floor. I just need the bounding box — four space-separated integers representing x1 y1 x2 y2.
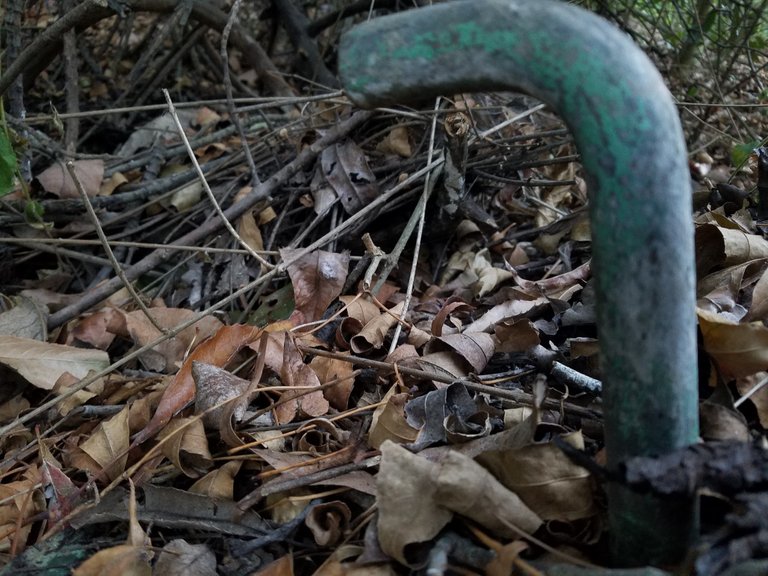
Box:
0 2 767 575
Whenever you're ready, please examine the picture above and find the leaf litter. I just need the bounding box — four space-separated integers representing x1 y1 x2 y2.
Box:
0 2 766 575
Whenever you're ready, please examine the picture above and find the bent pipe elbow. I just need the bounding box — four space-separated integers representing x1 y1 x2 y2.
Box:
339 0 698 566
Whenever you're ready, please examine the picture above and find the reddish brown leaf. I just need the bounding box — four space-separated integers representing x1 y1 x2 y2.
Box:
274 333 330 424
309 354 355 411
109 308 224 374
68 308 119 350
134 324 262 444
36 159 104 199
280 249 350 326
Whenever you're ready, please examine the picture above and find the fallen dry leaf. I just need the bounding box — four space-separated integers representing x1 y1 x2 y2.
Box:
350 301 404 354
0 336 110 391
68 308 119 350
154 539 217 576
376 125 412 158
369 388 419 449
698 307 768 379
306 501 352 547
478 430 596 521
189 460 242 500
109 308 224 373
79 406 130 482
274 332 330 424
134 323 262 444
309 353 355 411
321 141 378 214
73 482 152 575
376 441 541 566
0 296 47 341
281 248 350 326
192 361 250 431
157 417 213 478
36 159 104 199
0 475 43 554
696 223 768 276
251 554 294 576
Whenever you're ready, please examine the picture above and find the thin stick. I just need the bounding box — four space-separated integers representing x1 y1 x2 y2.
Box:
162 89 272 268
66 161 167 334
47 109 373 329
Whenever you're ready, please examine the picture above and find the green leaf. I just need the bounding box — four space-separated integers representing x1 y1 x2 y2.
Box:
732 141 761 167
0 128 17 197
246 283 295 326
749 33 767 50
24 200 44 223
701 9 718 33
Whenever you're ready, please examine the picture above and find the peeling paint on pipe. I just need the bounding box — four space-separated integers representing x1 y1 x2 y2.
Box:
339 0 699 566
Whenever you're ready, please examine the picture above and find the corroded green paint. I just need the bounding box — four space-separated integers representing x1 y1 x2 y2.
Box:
340 0 698 567
386 23 521 61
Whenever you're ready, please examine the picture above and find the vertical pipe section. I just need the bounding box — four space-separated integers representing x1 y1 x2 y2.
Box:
339 0 698 566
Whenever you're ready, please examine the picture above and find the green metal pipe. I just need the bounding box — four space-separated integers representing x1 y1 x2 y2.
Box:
338 0 698 567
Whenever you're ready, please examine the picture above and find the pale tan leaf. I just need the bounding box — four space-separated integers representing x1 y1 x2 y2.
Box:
110 308 224 374
379 440 543 568
475 258 516 297
0 296 47 340
157 417 213 478
376 125 412 158
465 296 549 333
0 395 29 423
72 544 151 576
339 295 380 325
495 318 540 352
434 449 542 534
429 331 495 373
747 265 768 321
369 386 418 449
735 373 768 428
238 210 265 253
377 441 452 565
99 171 128 196
350 301 404 354
0 478 44 553
0 336 109 390
314 548 397 576
169 180 203 212
192 361 250 430
699 399 749 442
401 350 469 382
698 308 768 379
189 460 242 500
252 555 294 576
154 540 217 576
478 431 596 521
68 308 119 350
512 261 591 299
135 323 262 444
305 501 351 547
79 406 130 482
126 481 149 548
54 371 103 415
309 354 355 411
